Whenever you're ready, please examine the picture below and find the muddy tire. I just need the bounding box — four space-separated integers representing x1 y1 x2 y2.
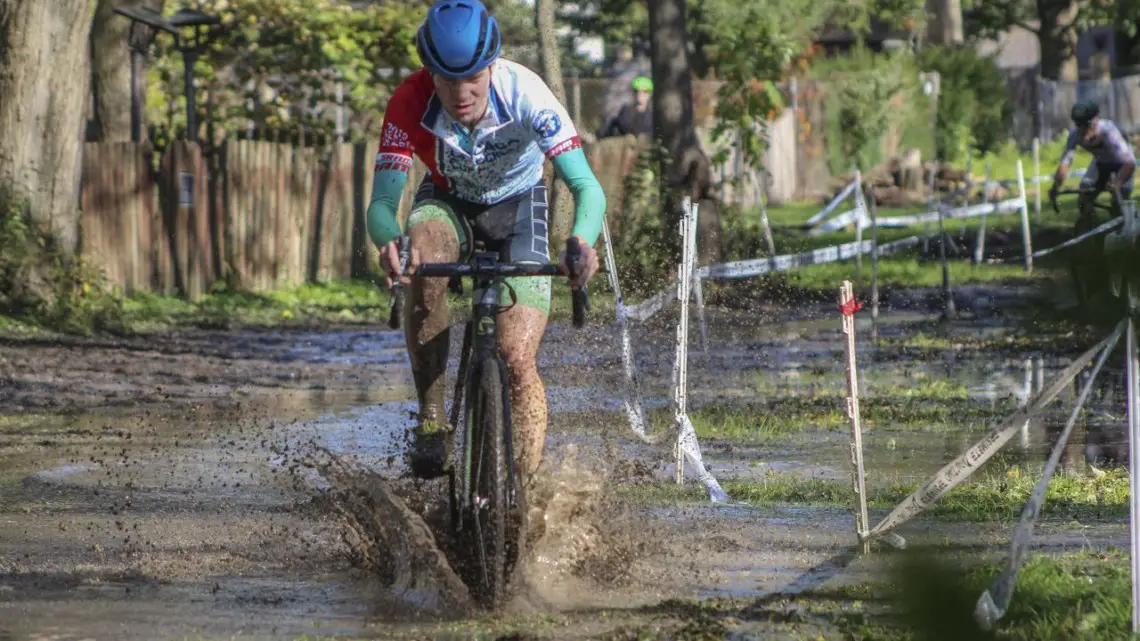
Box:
469 360 510 608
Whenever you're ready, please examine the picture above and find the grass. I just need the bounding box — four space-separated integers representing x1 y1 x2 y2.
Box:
266 550 1134 641
682 393 1003 442
621 466 1131 522
0 275 613 335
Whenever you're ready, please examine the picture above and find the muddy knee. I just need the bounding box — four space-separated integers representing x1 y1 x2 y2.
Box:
405 217 460 424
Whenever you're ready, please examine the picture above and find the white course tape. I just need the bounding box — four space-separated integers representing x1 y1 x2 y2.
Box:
625 280 678 323
974 323 1122 630
809 208 863 235
699 235 922 281
875 197 1025 228
862 327 1121 541
1022 216 1122 260
805 179 859 227
601 215 662 445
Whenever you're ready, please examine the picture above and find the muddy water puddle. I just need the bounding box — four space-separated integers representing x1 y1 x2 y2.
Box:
0 306 1132 639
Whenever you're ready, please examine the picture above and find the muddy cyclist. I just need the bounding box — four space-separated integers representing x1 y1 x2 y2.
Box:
1049 99 1135 220
366 0 605 487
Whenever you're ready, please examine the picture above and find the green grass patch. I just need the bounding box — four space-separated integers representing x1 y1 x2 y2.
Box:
622 467 1131 522
0 275 614 335
118 279 390 331
683 395 1003 442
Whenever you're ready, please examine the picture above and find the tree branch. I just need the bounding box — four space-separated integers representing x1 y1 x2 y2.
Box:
1012 19 1039 35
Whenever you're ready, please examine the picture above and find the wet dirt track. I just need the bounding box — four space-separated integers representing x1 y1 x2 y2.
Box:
0 288 1133 640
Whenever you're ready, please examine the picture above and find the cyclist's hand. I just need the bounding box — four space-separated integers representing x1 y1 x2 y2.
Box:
559 235 599 289
380 240 417 288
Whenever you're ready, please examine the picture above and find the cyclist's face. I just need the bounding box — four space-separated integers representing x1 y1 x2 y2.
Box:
433 66 492 128
634 89 651 109
1077 118 1098 142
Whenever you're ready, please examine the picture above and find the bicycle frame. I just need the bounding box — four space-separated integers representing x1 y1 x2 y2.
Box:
385 235 589 604
449 252 522 534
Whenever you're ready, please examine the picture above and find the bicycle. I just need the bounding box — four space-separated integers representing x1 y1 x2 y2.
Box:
386 236 589 608
1050 179 1126 305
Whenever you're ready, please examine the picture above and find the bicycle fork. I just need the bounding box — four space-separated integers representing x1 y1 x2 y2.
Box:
450 284 518 532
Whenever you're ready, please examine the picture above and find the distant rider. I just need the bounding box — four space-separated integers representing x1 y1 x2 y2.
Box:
1050 99 1135 219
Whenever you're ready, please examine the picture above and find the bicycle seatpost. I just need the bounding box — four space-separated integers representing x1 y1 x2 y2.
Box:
388 235 411 330
566 237 589 328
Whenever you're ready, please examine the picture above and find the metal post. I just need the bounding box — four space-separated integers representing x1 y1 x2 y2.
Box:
854 171 864 286
1129 314 1140 633
673 201 698 485
183 49 199 141
841 280 871 553
869 186 880 344
755 172 777 264
938 202 956 320
335 75 346 143
961 154 973 236
1017 159 1033 273
1020 358 1032 450
1033 137 1042 219
975 162 993 265
924 162 937 255
129 49 145 142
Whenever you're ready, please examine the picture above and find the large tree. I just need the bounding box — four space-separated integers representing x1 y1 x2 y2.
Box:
925 0 963 45
647 0 717 262
535 0 574 244
89 0 165 142
966 0 1079 80
0 0 94 262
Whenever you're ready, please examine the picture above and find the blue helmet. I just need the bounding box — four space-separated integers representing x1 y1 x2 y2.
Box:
415 0 501 79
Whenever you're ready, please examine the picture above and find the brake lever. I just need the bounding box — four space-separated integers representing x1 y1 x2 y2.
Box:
388 235 411 330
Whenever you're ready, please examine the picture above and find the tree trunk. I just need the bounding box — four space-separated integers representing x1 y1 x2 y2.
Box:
925 0 964 46
89 0 163 142
647 0 718 263
0 0 93 260
534 0 574 246
1114 26 1140 76
1036 1 1078 81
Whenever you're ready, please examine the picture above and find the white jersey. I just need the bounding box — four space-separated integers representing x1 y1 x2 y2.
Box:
375 59 582 205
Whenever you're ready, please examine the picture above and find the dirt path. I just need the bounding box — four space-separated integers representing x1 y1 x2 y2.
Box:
0 287 1130 640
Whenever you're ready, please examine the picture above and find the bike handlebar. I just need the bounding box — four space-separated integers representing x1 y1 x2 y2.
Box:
385 236 589 329
1049 172 1126 214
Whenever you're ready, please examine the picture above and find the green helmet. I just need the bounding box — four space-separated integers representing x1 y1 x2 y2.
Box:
632 75 653 92
1071 100 1099 125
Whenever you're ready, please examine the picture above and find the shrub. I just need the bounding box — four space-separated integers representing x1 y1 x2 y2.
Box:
918 45 1011 162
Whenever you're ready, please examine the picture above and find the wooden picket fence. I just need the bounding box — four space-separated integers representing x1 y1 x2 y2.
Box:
80 138 427 300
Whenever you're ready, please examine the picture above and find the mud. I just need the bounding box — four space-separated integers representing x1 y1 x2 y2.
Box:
0 285 1134 640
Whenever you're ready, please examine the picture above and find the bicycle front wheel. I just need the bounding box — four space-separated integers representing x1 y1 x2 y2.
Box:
469 359 512 607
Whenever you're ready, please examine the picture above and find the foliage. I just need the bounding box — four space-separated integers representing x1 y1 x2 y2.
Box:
702 0 823 172
811 48 913 172
147 0 423 141
918 46 1011 161
0 189 125 335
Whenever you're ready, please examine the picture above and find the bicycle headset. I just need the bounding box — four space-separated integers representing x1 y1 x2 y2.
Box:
415 0 502 80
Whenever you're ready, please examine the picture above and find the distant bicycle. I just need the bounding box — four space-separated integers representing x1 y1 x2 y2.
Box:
388 236 589 608
1050 178 1126 305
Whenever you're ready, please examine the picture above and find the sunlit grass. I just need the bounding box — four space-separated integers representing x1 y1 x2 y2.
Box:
622 466 1131 522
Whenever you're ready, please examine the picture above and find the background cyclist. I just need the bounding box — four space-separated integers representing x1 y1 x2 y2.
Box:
365 0 606 486
1050 99 1136 219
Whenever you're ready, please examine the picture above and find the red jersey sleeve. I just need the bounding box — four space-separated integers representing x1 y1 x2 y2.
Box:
374 76 423 174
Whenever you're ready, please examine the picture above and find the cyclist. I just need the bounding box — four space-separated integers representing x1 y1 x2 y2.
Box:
1049 99 1135 219
596 76 654 139
366 0 605 485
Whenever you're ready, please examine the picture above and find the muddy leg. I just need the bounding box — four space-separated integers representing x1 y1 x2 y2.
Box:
407 220 461 428
497 303 549 478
